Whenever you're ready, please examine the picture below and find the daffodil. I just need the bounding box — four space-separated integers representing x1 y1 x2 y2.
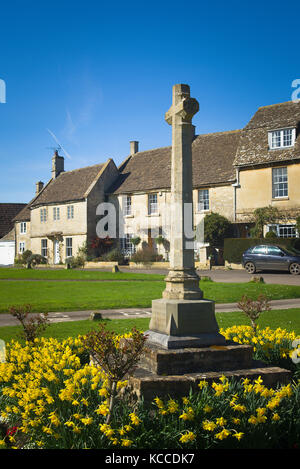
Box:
179 431 196 443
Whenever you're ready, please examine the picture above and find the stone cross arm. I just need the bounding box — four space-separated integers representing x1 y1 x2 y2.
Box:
165 96 199 125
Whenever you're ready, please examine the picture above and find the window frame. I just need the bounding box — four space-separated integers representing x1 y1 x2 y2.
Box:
66 237 73 258
41 239 48 257
40 208 47 223
53 206 60 221
20 222 27 234
268 128 296 150
120 234 135 256
19 242 25 254
148 193 158 215
124 195 132 216
67 205 74 219
267 224 297 238
197 189 210 211
272 166 288 199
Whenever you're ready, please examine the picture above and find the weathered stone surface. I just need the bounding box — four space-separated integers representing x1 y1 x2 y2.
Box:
148 298 225 347
129 365 291 402
139 342 253 375
162 84 202 300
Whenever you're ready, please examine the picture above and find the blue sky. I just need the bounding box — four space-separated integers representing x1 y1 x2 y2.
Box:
0 0 299 202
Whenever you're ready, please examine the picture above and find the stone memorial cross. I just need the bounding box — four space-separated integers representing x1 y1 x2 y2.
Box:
146 84 225 349
163 83 203 300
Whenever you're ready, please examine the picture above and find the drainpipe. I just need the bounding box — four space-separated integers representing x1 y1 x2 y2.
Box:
232 168 240 223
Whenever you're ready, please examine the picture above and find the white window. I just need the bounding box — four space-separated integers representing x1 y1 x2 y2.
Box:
269 128 296 149
41 239 48 257
19 242 25 253
67 205 74 219
268 224 297 238
124 196 132 216
53 207 60 220
120 234 135 256
272 167 288 198
40 208 47 223
198 189 209 211
20 222 27 234
148 193 158 215
66 237 73 257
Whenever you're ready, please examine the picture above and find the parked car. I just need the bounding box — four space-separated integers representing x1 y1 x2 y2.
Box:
242 245 300 275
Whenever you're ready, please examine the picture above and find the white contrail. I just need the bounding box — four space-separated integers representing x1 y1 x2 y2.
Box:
46 128 72 159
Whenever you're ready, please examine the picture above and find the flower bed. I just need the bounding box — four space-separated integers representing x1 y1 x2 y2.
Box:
0 328 299 449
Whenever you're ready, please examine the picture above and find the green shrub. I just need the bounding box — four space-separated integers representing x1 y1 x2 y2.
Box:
265 231 277 239
22 250 32 263
100 249 125 264
65 256 85 268
204 212 233 247
28 254 47 266
131 247 163 264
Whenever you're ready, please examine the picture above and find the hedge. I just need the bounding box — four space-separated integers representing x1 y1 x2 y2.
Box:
224 238 300 264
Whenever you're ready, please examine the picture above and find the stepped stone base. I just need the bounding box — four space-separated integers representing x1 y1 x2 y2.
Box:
129 341 291 402
129 365 291 402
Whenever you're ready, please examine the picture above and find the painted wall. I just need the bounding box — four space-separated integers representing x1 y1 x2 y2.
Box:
236 162 300 222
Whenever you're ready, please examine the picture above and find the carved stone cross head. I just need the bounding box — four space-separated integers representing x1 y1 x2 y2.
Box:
165 84 199 125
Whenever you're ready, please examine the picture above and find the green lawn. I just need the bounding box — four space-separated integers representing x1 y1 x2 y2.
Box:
0 277 299 313
0 308 299 343
0 267 164 281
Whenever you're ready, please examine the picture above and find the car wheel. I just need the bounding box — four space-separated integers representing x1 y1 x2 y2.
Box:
289 263 300 275
245 262 256 274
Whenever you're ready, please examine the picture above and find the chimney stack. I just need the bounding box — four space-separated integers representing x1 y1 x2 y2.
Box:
35 181 44 195
130 141 139 155
51 150 64 179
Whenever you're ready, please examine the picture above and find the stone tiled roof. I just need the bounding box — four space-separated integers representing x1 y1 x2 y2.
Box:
234 101 300 167
110 130 241 194
0 203 26 237
13 204 31 222
30 163 105 207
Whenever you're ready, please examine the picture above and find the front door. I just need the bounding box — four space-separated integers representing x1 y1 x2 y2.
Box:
54 241 60 264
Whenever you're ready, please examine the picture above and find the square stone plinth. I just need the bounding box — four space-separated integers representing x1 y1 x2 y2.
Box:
139 342 254 375
147 298 226 349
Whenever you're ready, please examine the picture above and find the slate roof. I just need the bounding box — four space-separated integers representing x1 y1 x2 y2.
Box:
30 163 105 207
234 101 300 167
110 130 241 194
0 203 26 238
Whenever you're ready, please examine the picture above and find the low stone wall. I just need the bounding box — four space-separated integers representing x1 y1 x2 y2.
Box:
129 261 169 269
225 261 244 270
84 261 118 269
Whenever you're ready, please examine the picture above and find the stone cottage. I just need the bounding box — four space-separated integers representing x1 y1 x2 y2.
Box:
12 99 300 265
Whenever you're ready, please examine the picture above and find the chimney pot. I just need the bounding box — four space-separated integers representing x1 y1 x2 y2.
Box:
130 141 139 154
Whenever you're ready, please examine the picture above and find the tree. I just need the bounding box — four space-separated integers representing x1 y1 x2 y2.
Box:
204 212 232 247
250 206 279 238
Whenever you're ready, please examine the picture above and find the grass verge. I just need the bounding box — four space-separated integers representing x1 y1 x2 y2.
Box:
0 308 299 343
0 279 299 313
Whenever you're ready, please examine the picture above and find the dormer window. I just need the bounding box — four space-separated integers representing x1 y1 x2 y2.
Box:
269 128 296 149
